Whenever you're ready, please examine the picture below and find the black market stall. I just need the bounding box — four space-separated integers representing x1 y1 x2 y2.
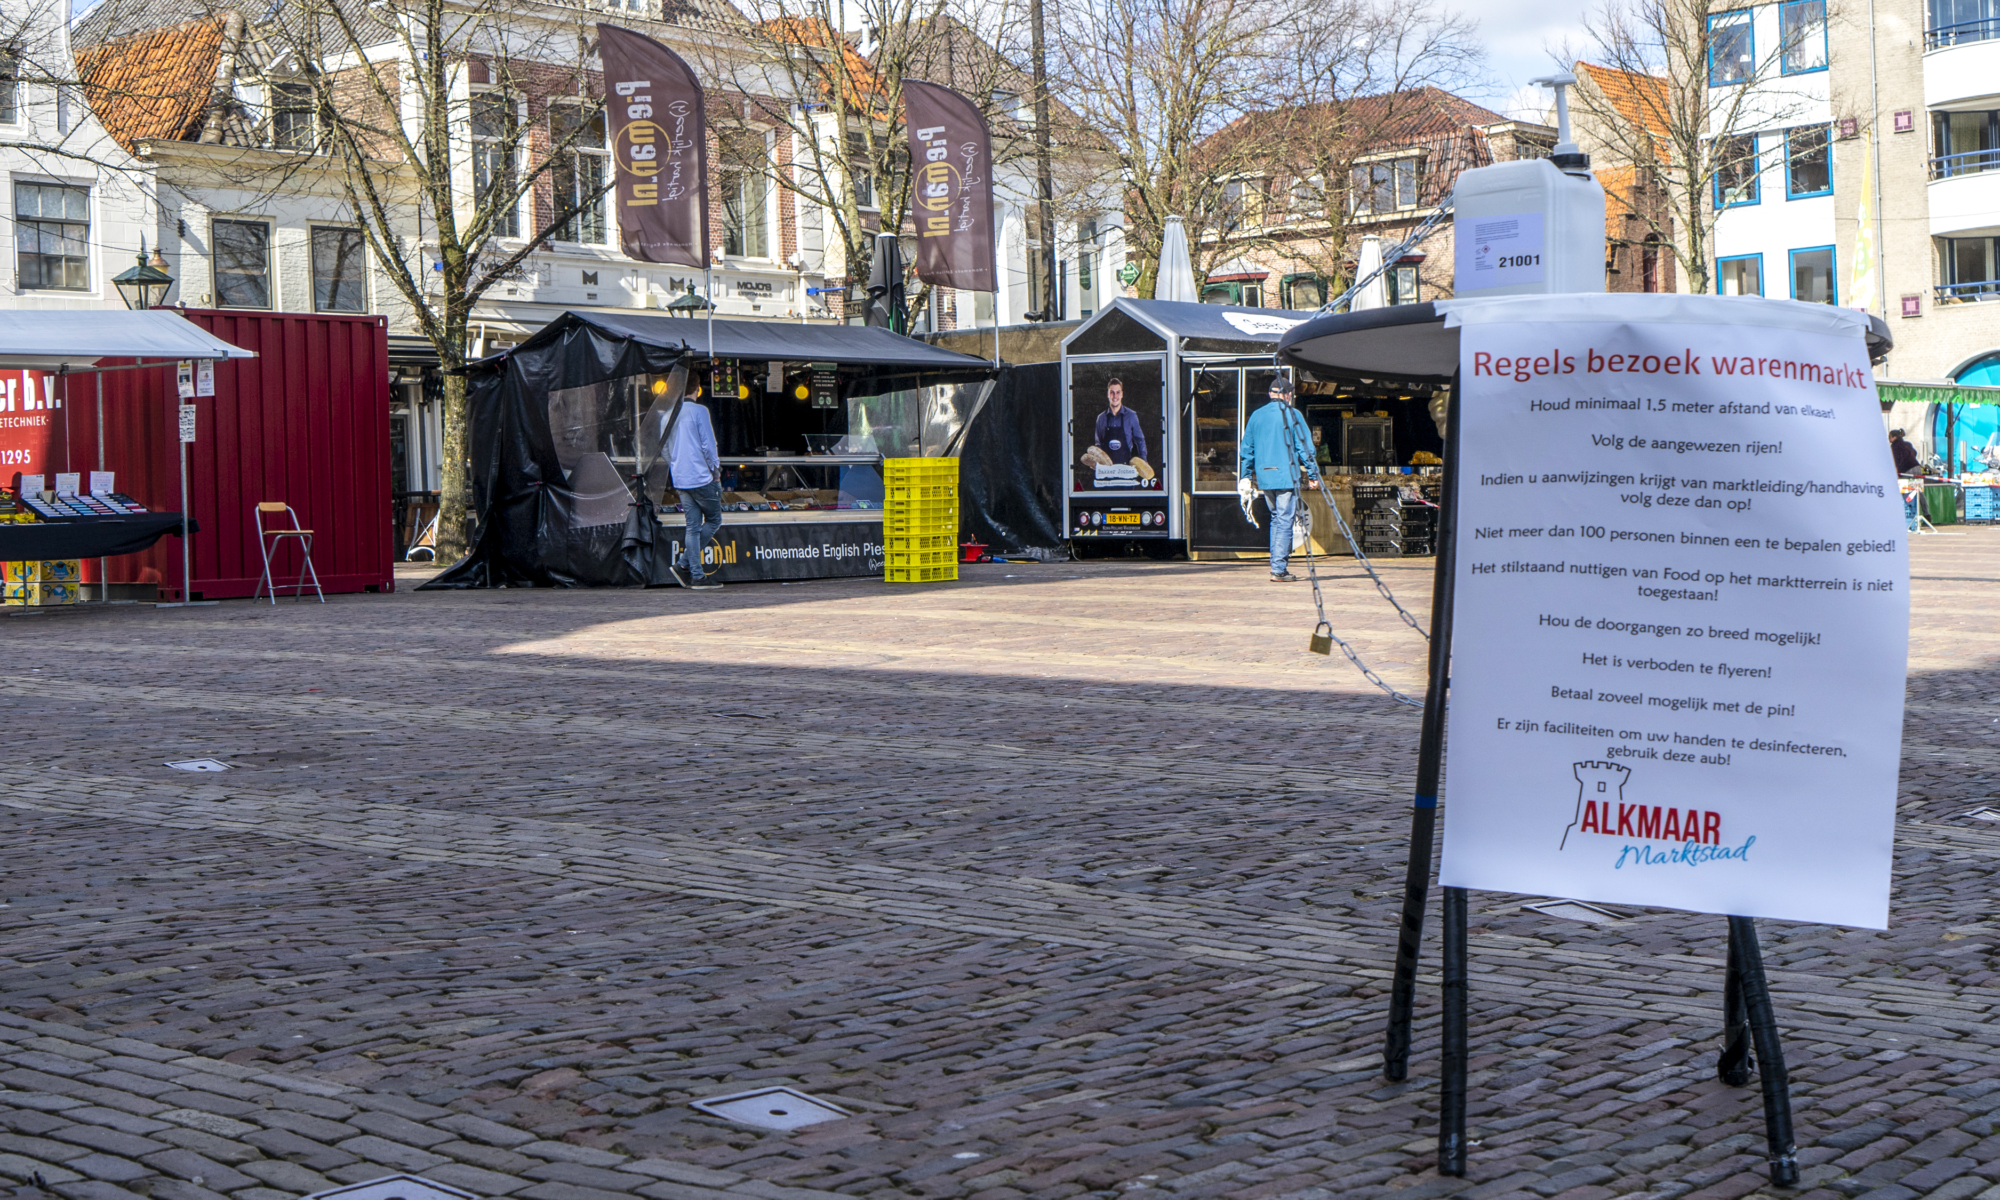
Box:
429 311 996 588
1056 298 1445 557
0 311 255 604
1274 298 1896 1186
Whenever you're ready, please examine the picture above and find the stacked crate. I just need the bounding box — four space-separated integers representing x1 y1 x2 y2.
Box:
1349 481 1441 557
884 458 959 583
1967 483 1999 525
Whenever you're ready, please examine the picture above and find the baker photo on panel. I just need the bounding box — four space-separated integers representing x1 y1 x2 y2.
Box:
1071 360 1164 492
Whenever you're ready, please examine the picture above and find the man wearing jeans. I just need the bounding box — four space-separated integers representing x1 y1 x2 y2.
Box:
1238 375 1321 581
668 385 724 590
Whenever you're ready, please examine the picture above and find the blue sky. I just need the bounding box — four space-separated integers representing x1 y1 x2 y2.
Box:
1467 0 1601 118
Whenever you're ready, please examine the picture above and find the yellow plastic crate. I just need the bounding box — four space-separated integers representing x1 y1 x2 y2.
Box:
885 562 958 584
887 547 956 569
883 457 959 483
884 513 957 537
885 532 955 554
886 482 958 502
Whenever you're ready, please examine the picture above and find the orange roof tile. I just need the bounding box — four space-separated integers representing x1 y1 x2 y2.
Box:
754 18 888 117
76 18 225 153
1578 62 1671 144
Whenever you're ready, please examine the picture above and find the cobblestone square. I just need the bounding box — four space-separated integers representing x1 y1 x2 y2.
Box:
0 535 1996 1200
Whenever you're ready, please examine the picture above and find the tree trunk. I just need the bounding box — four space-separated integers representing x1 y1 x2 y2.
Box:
436 369 473 564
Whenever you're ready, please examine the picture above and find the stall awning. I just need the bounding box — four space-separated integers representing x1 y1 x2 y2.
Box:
472 310 996 382
0 310 258 370
1876 380 2000 406
1062 297 1313 357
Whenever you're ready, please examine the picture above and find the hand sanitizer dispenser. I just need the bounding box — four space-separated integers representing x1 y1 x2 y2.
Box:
1452 72 1606 298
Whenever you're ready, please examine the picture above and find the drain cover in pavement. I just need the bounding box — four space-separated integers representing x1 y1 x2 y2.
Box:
692 1086 850 1131
301 1176 477 1200
166 758 231 772
1522 898 1621 924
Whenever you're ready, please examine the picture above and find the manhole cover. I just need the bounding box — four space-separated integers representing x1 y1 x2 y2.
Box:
166 759 231 772
300 1175 477 1200
1522 898 1621 924
692 1086 850 1131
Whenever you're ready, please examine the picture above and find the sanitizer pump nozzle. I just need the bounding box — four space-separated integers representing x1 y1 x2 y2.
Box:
1531 71 1591 177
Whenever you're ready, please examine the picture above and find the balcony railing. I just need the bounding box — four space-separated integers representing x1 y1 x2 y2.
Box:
1930 148 2000 178
1935 279 2000 302
1928 17 2000 47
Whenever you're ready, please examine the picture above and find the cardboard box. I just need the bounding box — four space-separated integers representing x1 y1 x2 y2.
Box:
23 582 79 606
5 560 80 583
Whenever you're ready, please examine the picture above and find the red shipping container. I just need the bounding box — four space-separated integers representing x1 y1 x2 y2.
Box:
63 309 393 601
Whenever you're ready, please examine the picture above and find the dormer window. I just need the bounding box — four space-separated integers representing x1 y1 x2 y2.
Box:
270 80 315 151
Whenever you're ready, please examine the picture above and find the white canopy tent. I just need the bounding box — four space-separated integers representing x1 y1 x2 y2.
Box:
0 310 255 607
0 311 255 370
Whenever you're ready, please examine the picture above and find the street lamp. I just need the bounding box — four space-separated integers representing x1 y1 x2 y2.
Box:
112 243 174 310
665 282 711 317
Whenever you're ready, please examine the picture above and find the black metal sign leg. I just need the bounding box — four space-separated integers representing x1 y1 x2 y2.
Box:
1727 915 1798 1187
1718 920 1753 1086
1438 885 1469 1176
1382 376 1462 1083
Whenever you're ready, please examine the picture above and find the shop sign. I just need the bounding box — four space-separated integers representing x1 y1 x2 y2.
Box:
668 518 884 581
1437 299 1907 929
810 364 839 410
0 369 65 478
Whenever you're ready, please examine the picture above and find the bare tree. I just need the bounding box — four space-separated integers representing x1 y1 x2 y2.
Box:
697 0 1032 320
1569 0 1821 294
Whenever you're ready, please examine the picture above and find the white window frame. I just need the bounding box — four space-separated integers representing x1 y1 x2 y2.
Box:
548 101 610 246
471 88 524 240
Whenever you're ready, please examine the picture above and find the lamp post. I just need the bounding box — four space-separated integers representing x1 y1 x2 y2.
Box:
111 244 173 311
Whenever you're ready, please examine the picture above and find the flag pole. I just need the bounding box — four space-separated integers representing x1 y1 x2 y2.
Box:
705 265 715 360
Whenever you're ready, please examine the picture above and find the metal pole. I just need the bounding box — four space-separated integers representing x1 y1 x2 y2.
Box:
178 431 190 603
1384 373 1461 1081
1728 916 1799 1187
1438 884 1469 1175
96 373 107 602
706 266 716 358
1718 922 1752 1086
991 289 1000 364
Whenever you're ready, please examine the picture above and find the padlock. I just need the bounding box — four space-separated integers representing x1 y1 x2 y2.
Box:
1308 621 1333 655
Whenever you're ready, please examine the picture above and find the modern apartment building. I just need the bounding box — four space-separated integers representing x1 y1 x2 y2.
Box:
1705 0 1838 307
1707 0 2000 395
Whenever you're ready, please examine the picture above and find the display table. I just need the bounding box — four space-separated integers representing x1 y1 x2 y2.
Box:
0 513 190 560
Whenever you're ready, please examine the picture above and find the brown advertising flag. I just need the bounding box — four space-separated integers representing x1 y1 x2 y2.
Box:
598 24 708 267
902 80 995 292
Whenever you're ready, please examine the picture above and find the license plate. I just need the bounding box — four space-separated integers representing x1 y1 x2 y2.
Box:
1106 512 1141 525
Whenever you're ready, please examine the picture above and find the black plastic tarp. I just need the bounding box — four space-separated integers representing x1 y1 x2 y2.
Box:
0 513 190 560
956 363 1064 559
425 311 995 589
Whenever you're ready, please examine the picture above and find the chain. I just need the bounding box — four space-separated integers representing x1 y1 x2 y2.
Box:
1271 406 1427 708
1319 195 1456 314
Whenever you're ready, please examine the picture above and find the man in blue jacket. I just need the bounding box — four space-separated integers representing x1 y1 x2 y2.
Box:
1092 378 1147 465
1239 375 1321 581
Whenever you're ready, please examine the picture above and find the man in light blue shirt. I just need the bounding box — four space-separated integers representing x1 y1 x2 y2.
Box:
1238 375 1321 581
667 383 724 589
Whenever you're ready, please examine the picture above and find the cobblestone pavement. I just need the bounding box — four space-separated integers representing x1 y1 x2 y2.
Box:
0 533 1996 1200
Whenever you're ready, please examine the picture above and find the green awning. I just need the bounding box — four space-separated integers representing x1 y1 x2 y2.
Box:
1877 380 2000 406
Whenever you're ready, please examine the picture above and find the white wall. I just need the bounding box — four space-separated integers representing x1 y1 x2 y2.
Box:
0 0 155 311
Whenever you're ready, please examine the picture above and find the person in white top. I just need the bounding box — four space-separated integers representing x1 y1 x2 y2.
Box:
666 382 724 589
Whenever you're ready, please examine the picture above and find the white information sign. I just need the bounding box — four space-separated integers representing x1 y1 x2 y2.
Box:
196 360 215 397
1437 296 1908 929
88 471 114 495
176 361 194 399
178 404 197 444
53 472 79 496
1455 213 1545 290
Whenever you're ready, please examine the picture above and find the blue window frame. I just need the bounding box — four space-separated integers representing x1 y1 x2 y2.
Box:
1714 133 1761 207
1789 246 1836 303
1717 253 1764 296
1785 125 1832 197
1710 10 1755 86
1780 0 1828 72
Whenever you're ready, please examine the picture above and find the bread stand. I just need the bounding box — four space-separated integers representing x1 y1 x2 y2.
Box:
1275 299 1895 1187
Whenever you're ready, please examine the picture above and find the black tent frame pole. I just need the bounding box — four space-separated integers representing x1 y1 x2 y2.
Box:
1726 915 1798 1186
1383 371 1461 1083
